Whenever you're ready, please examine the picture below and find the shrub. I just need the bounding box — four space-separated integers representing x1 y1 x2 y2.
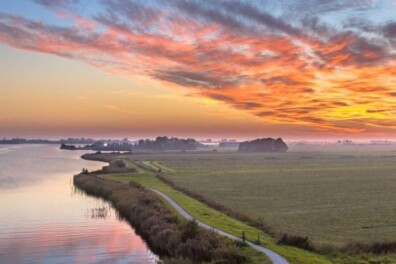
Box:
234 240 248 248
181 219 199 242
342 241 396 255
74 174 247 263
214 244 247 264
115 160 126 168
176 239 212 262
277 233 313 251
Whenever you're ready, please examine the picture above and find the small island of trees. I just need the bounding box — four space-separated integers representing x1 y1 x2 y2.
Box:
238 138 288 153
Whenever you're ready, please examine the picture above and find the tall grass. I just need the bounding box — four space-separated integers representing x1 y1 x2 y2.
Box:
156 171 396 256
74 173 248 264
155 172 275 237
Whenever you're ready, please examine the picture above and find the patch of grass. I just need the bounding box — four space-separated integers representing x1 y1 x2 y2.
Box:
123 160 145 172
74 173 262 264
106 171 332 264
151 161 175 172
84 144 396 264
119 145 396 246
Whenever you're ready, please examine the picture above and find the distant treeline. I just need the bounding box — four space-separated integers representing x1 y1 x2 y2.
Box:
238 138 288 153
61 136 202 152
136 136 201 151
60 142 132 152
0 137 96 145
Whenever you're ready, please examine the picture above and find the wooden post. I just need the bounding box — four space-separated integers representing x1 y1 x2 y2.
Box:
242 231 246 242
257 234 260 244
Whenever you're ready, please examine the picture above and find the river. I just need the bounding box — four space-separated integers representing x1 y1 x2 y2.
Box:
0 144 158 264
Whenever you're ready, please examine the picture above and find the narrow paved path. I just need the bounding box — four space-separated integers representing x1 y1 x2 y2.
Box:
149 188 289 264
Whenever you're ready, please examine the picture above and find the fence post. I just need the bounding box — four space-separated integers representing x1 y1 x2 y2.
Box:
242 231 246 242
257 234 260 244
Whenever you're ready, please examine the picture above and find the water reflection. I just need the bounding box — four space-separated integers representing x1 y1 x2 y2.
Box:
0 145 158 264
1 220 157 264
87 205 112 219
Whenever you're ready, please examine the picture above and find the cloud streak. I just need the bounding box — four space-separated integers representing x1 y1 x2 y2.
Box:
0 0 395 135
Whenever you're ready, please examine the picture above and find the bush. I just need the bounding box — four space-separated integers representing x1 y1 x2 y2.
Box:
115 159 126 168
176 239 212 262
214 244 247 264
74 174 247 263
342 241 396 255
234 240 248 248
277 233 313 251
129 181 144 189
181 219 199 242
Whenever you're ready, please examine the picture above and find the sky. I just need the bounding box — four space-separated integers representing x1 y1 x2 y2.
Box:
0 0 395 140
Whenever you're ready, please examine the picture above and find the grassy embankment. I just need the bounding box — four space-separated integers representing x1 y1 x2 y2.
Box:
74 160 270 264
101 145 396 245
83 147 396 264
152 146 396 244
83 153 332 264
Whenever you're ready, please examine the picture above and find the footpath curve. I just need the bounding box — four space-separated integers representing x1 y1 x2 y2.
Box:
149 188 289 264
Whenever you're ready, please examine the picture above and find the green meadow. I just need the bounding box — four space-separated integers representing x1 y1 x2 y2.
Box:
94 143 396 263
119 144 396 246
105 163 332 263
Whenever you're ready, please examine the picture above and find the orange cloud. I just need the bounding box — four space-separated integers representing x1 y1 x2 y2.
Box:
0 1 395 137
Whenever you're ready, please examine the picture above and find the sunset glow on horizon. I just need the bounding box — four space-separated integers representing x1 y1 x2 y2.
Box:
0 0 395 140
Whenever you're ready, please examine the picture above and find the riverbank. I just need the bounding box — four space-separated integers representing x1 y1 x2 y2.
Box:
74 167 270 263
79 152 330 264
79 151 396 264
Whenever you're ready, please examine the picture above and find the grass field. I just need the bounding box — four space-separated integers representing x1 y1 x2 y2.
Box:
74 173 273 264
87 143 396 263
105 168 333 263
115 144 396 247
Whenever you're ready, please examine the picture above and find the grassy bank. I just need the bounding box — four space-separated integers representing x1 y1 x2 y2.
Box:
82 153 331 263
74 173 269 264
104 171 332 264
137 145 396 246
85 145 396 245
82 151 396 264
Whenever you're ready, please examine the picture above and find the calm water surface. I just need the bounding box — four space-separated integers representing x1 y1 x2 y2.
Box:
0 145 158 264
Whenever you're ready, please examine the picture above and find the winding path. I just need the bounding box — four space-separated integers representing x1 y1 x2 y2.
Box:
149 188 289 264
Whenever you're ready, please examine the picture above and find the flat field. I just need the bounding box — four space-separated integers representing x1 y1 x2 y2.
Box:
124 144 396 246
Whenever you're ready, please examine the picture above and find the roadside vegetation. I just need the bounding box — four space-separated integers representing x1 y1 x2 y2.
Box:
74 172 269 264
83 153 332 263
109 145 396 245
